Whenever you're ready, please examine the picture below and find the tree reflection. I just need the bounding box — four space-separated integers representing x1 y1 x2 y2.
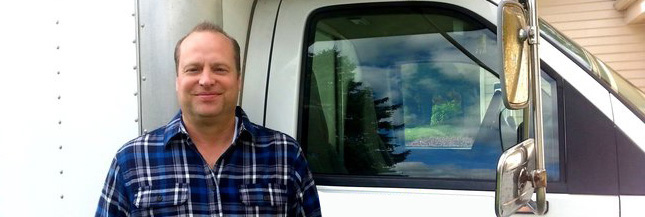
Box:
310 49 410 175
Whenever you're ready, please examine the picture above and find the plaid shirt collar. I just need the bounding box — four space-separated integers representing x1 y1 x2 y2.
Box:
161 106 258 147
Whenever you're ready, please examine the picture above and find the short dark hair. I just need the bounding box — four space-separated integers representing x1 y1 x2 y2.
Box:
174 22 241 75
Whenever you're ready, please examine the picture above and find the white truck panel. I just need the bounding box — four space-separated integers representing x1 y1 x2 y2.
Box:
0 2 62 215
543 194 618 217
620 195 645 217
610 94 645 151
241 0 282 124
539 39 614 121
318 186 618 217
0 0 138 216
318 186 493 217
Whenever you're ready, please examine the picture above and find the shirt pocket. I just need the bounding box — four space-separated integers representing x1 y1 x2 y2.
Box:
134 183 189 209
239 183 288 207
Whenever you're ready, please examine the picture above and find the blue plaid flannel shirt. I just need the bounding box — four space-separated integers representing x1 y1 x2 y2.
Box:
96 107 321 216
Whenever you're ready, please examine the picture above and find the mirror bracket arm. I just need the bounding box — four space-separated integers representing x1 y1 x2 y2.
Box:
527 26 538 45
531 169 547 188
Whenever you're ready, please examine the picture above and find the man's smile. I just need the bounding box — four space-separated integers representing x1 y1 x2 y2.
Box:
194 92 222 101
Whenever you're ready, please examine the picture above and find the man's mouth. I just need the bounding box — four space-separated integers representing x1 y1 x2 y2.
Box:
194 92 222 100
195 92 219 96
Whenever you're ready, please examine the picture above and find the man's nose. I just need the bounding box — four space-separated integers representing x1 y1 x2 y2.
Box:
198 69 214 87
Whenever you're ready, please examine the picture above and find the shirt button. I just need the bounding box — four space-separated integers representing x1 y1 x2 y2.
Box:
156 195 163 202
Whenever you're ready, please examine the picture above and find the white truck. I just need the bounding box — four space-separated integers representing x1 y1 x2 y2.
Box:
1 0 644 216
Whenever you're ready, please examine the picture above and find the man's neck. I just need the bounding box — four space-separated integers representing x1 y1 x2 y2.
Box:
182 112 236 148
182 112 237 167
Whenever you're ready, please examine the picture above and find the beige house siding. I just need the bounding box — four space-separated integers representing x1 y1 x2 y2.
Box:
539 0 645 92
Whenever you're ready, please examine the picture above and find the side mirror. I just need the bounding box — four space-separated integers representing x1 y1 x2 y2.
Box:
498 0 530 110
495 138 536 217
496 1 548 216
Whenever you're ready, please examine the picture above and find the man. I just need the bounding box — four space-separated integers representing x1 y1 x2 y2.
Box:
96 22 321 216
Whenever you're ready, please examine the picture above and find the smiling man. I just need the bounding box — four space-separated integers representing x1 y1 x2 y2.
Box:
96 22 321 217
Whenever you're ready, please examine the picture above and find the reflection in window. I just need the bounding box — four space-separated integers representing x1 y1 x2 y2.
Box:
302 6 560 182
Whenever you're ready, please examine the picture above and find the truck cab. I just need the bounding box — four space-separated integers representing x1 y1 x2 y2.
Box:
240 0 645 216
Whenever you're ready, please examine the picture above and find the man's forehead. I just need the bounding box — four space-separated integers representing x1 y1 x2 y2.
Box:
179 32 233 58
181 31 231 50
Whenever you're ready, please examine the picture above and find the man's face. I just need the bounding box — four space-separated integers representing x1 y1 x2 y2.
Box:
176 31 240 121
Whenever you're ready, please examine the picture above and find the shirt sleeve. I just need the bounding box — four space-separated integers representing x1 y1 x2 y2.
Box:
293 146 322 217
95 157 130 217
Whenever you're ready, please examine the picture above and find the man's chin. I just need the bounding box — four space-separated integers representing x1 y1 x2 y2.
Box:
193 108 233 119
195 111 221 118
182 104 235 119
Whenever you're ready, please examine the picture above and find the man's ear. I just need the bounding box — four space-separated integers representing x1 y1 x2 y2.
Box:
238 74 242 89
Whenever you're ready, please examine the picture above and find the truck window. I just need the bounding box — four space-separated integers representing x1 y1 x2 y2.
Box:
300 5 561 186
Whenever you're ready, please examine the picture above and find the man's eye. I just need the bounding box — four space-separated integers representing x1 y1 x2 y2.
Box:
186 68 198 73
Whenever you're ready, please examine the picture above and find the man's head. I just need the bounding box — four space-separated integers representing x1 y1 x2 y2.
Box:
174 22 241 122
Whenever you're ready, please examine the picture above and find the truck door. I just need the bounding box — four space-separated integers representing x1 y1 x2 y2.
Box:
250 0 620 216
539 19 645 217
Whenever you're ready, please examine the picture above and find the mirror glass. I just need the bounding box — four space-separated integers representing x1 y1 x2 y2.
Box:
497 1 530 109
495 138 536 217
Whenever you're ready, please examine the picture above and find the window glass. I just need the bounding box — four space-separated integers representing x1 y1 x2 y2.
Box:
499 71 560 181
541 71 561 181
302 6 561 182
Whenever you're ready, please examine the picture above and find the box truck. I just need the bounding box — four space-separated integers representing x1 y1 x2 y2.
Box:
1 0 643 216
